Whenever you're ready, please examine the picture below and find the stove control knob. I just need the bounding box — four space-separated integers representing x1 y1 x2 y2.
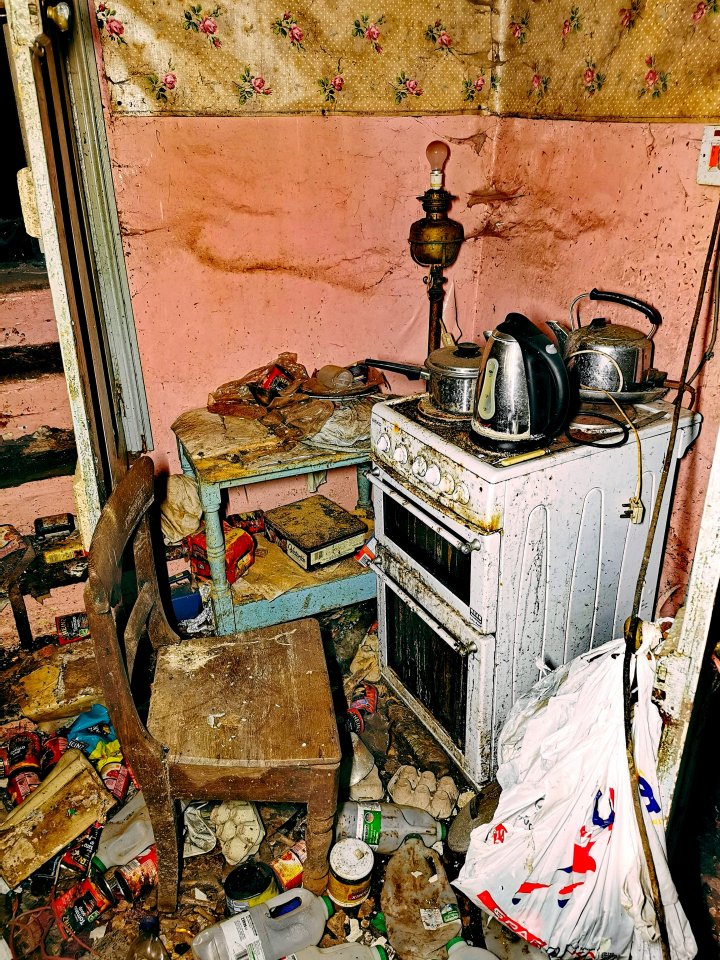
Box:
426 464 441 487
376 433 391 453
455 482 470 505
440 473 455 495
393 444 408 464
412 456 428 477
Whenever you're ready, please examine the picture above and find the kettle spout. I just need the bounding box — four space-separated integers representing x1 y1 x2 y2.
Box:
546 321 569 354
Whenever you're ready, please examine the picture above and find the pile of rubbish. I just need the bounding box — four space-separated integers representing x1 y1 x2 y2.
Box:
0 616 697 960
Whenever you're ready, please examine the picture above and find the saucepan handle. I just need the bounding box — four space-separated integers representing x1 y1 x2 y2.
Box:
588 288 661 338
365 359 427 380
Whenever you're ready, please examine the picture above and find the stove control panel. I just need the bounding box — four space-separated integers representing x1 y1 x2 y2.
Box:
371 421 501 529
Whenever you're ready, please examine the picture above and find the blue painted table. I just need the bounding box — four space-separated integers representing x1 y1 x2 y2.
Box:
173 407 376 635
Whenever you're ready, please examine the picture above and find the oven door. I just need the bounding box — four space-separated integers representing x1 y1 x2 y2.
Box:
374 561 495 787
369 468 500 633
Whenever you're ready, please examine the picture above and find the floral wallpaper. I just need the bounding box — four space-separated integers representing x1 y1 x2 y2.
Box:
96 0 720 119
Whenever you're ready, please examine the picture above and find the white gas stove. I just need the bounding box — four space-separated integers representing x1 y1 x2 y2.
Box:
369 395 700 786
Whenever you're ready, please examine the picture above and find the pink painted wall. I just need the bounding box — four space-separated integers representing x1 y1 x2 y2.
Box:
108 115 485 511
470 120 718 606
105 112 718 605
0 286 75 533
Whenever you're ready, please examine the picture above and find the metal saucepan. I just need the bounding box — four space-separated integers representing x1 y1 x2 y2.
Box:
366 342 483 415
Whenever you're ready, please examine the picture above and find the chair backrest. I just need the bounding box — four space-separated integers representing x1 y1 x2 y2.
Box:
84 456 177 759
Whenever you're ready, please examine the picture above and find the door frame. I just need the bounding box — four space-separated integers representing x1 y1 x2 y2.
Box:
5 0 152 541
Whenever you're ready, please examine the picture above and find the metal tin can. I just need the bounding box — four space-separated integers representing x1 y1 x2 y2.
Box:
327 838 374 908
115 846 158 901
224 860 278 915
40 734 68 776
271 840 307 890
51 874 114 936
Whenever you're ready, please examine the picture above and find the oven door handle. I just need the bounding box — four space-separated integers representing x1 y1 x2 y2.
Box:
367 470 482 554
369 559 478 656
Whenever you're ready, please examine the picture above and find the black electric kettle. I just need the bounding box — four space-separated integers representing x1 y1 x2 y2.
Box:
471 313 570 452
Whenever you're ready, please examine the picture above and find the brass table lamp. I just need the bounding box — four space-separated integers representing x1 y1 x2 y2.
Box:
409 141 464 354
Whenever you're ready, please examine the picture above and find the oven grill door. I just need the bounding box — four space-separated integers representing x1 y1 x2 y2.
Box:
383 493 472 604
385 585 468 750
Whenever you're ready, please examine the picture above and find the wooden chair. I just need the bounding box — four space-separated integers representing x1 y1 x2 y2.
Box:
84 457 341 912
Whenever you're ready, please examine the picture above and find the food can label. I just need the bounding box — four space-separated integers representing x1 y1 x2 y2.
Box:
220 911 267 960
419 904 461 930
356 804 382 847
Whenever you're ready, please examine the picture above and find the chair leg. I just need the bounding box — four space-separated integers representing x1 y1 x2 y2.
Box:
303 768 339 894
151 796 181 913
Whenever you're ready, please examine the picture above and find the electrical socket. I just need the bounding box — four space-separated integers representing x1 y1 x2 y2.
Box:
697 126 720 186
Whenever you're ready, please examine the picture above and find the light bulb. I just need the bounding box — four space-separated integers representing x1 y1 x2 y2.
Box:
426 141 449 188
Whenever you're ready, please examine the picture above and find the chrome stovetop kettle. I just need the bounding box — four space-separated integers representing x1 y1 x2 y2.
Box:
471 313 570 452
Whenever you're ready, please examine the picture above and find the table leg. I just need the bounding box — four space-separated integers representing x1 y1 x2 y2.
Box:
198 481 235 635
355 463 373 517
178 442 193 478
8 582 33 649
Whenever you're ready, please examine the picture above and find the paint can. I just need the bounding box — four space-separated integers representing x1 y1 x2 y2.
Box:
326 838 374 908
224 860 278 915
271 840 307 890
114 845 158 901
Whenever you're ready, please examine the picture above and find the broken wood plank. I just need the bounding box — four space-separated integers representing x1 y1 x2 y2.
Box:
0 342 63 381
5 638 103 722
0 426 76 488
0 748 114 887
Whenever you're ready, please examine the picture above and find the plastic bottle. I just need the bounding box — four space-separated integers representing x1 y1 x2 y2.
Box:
381 838 461 960
191 888 333 960
446 938 498 960
289 946 388 960
335 801 446 854
126 916 170 960
93 791 154 871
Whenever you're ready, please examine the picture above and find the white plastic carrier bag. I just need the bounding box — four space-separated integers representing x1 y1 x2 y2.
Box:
454 635 696 960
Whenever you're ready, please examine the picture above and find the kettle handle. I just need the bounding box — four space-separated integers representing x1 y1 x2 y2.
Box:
572 289 661 338
501 314 569 441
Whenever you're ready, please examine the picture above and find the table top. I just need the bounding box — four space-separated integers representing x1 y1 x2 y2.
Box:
172 407 370 487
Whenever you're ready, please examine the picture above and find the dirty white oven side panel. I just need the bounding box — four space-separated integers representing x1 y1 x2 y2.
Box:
374 560 496 787
491 420 699 742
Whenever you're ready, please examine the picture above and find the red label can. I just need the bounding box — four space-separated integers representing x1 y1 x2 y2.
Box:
52 876 114 936
40 734 68 776
115 846 158 901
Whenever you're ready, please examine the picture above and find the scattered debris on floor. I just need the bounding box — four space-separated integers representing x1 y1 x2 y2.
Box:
0 611 496 960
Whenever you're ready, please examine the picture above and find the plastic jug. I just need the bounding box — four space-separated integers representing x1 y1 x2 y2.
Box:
381 838 461 960
126 916 170 960
289 946 387 960
335 802 446 854
446 938 498 960
94 792 154 871
191 889 333 960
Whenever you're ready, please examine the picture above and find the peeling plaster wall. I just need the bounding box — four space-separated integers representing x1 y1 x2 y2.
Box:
469 119 719 606
107 115 488 511
106 113 718 600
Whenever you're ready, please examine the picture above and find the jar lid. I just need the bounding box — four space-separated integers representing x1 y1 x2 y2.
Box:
329 838 375 880
426 342 483 378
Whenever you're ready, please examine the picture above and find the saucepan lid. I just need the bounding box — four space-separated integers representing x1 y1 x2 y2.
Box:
426 342 483 378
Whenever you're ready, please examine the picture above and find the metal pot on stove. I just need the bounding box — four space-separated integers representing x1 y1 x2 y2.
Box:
547 288 662 395
365 342 483 416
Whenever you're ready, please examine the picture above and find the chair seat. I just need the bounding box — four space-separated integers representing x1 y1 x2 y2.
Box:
147 618 340 768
